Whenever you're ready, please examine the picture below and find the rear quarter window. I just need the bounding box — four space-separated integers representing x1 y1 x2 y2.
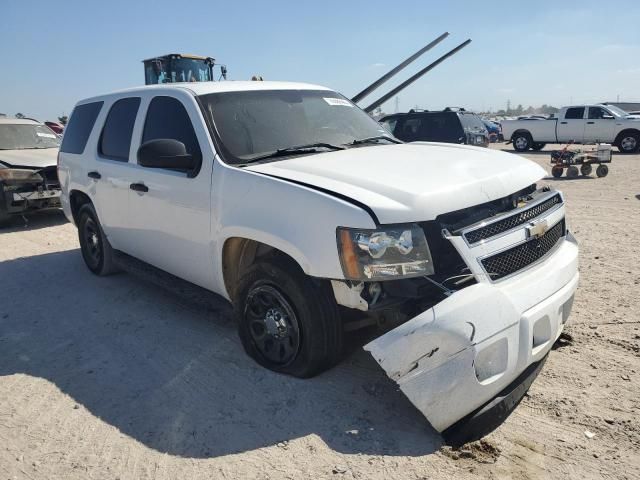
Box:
60 101 103 154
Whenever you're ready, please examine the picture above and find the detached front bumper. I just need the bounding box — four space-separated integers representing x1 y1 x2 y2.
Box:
1 184 61 216
364 235 579 433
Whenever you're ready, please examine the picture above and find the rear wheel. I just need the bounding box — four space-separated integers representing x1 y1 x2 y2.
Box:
531 143 546 151
618 132 639 153
77 204 118 276
235 254 343 378
596 164 609 177
580 163 593 176
512 133 532 152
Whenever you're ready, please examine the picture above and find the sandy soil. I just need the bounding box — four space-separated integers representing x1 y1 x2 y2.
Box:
0 144 638 479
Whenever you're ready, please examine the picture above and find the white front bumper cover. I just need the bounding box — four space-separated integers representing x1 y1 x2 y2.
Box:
364 233 579 433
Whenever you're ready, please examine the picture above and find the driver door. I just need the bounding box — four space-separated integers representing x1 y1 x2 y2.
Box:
124 91 216 289
584 106 616 143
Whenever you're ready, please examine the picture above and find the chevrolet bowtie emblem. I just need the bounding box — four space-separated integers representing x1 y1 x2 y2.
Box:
526 219 549 239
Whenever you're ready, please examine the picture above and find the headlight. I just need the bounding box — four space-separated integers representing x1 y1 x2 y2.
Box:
337 224 434 280
0 168 43 184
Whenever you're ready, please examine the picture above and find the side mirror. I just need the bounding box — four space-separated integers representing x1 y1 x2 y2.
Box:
602 114 614 120
137 139 198 173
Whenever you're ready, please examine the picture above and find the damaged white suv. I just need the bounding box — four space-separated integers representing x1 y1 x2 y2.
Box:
58 82 579 440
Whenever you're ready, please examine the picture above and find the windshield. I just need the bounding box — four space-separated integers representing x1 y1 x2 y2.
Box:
604 105 629 117
198 89 391 163
145 58 212 84
0 124 60 150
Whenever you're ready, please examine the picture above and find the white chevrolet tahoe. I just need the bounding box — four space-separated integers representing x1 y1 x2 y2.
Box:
502 104 640 153
58 82 579 440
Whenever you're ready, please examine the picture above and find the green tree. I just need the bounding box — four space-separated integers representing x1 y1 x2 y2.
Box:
58 115 68 125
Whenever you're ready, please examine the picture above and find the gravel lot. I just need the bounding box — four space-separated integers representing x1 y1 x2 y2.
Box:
1 144 638 479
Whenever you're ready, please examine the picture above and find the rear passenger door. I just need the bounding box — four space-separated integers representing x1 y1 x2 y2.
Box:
124 92 215 289
557 107 586 143
91 97 141 249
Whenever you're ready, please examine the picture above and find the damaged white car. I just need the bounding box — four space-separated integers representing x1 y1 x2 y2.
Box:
58 82 578 441
0 118 62 225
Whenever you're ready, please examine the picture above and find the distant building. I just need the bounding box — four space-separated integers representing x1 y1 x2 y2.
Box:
602 101 640 112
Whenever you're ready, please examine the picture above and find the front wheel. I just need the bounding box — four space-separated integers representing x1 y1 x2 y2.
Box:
596 164 609 177
618 132 639 153
77 204 119 276
235 255 343 378
551 166 564 178
512 133 532 152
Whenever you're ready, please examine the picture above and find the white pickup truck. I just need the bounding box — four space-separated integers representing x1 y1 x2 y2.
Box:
58 81 579 441
502 104 640 153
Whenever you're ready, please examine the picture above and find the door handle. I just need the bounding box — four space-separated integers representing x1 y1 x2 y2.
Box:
586 121 595 124
560 121 568 124
130 183 149 193
87 171 101 180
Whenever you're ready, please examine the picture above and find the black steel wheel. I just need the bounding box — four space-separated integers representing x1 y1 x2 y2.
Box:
244 285 300 367
77 204 118 276
580 163 593 176
235 254 343 378
596 164 609 177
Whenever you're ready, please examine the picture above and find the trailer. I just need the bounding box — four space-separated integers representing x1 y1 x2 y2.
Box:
550 143 611 178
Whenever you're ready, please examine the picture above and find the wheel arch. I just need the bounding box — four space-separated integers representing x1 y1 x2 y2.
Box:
220 235 310 303
69 189 93 225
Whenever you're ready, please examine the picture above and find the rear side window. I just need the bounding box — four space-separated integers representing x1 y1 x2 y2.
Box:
60 101 103 154
565 107 585 119
99 97 141 161
141 96 201 162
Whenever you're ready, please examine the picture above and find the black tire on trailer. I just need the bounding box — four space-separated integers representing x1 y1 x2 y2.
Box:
580 163 593 176
235 253 343 378
531 143 546 151
512 132 532 152
596 164 609 177
551 166 564 178
77 204 119 276
566 166 579 178
617 132 639 153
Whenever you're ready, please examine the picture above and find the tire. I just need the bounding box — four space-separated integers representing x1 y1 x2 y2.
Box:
580 164 592 176
566 166 579 178
617 132 639 153
531 143 546 151
77 204 119 276
551 166 564 178
512 132 532 152
235 254 343 378
596 164 609 177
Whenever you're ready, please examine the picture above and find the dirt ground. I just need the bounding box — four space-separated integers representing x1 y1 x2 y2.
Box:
1 144 639 480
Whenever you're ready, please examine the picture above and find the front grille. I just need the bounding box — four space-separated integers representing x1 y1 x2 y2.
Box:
480 219 565 280
464 194 562 244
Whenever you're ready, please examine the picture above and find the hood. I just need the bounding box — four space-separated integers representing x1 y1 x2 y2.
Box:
0 147 59 169
246 142 545 224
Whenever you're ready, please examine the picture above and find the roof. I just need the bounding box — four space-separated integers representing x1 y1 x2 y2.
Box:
142 53 214 62
0 118 41 125
76 81 333 105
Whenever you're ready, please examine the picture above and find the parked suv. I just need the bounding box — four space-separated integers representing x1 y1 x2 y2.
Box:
379 108 489 147
59 82 579 437
0 118 61 225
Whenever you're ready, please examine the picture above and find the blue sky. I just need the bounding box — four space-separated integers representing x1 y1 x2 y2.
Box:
2 0 639 120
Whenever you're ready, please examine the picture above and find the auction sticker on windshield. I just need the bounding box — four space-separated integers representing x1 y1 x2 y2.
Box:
324 97 353 107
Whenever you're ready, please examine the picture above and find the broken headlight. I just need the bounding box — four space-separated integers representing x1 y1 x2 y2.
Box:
337 224 434 280
0 168 43 185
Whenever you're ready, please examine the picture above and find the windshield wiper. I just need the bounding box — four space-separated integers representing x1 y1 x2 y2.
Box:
240 143 345 165
349 135 402 146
